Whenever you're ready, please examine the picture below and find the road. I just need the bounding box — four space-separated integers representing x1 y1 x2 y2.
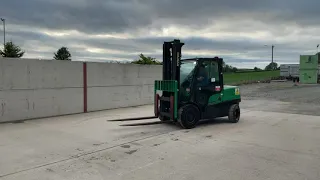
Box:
0 82 320 180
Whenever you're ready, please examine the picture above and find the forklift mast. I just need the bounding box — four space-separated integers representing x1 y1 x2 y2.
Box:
154 39 184 120
162 39 185 83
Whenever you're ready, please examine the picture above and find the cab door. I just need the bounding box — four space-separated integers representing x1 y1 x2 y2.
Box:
193 58 223 110
207 60 224 105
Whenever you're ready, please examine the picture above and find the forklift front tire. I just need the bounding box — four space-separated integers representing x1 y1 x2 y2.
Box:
228 104 240 123
178 104 200 129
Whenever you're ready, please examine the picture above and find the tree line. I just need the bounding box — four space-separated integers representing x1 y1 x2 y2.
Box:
0 41 72 60
0 41 280 71
130 54 242 72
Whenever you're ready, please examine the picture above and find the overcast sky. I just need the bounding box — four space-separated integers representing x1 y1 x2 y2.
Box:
1 0 320 68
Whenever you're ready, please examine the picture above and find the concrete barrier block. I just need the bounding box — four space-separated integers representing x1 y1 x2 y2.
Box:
87 84 153 112
87 62 137 87
27 88 83 119
0 58 30 90
28 60 83 89
0 87 83 122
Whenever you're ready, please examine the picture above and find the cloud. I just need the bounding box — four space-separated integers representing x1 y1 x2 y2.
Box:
1 0 320 68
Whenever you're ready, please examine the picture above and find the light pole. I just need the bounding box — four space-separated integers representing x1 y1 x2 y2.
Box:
265 44 275 63
0 18 5 49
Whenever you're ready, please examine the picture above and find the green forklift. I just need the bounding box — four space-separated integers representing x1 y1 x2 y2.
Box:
154 39 241 129
109 39 241 129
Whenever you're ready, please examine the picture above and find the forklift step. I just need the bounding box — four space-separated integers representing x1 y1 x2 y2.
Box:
159 112 171 118
159 96 170 102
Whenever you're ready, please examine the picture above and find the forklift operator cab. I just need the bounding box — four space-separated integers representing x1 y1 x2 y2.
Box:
179 58 224 110
180 59 222 91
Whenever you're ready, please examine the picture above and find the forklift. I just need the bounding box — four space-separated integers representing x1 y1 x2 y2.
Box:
154 39 241 129
110 39 241 129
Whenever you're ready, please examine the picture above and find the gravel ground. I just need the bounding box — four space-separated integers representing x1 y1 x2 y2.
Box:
240 81 320 104
239 81 320 116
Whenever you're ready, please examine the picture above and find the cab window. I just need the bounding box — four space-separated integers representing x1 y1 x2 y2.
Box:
203 61 220 83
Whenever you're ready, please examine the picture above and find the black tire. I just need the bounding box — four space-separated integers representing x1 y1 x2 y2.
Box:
178 104 200 129
228 104 240 123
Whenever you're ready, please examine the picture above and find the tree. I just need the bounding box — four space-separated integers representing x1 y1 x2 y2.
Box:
232 67 238 72
131 53 162 65
264 62 278 70
0 41 25 58
222 60 237 72
254 67 262 71
54 47 71 60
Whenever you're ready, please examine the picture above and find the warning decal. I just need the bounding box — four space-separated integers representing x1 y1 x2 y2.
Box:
235 88 240 95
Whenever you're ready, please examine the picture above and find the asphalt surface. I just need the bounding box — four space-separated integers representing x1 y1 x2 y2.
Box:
1 81 320 180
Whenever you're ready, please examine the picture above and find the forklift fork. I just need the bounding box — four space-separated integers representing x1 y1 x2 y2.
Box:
107 116 157 122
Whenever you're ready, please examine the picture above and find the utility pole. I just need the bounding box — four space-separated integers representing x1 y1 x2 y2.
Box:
265 44 275 63
0 18 5 49
271 45 274 63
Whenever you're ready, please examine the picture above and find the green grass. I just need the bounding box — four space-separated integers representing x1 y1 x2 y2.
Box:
224 70 280 85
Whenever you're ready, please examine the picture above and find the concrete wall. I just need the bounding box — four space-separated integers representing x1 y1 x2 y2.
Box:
87 62 161 111
0 58 161 122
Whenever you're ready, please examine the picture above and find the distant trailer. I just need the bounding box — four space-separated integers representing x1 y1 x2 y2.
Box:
280 64 299 80
280 64 320 83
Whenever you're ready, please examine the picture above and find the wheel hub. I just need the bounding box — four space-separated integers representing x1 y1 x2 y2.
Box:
186 112 196 124
234 108 240 119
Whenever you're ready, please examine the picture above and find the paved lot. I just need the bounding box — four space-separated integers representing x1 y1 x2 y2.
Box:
1 82 320 180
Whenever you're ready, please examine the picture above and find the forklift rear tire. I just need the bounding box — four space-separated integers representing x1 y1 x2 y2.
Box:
178 104 200 129
228 104 240 123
